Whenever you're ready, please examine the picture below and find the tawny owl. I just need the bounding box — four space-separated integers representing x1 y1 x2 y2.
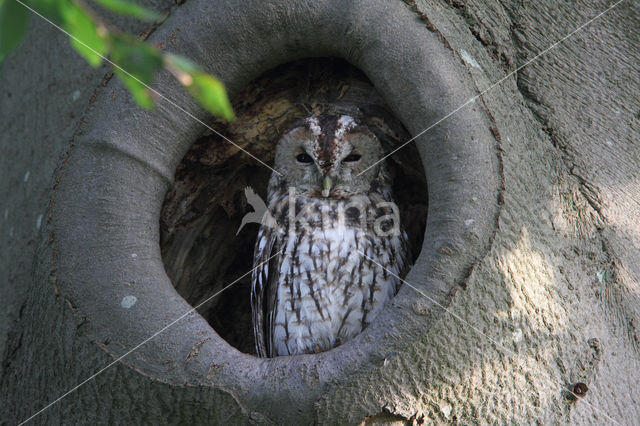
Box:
251 114 409 357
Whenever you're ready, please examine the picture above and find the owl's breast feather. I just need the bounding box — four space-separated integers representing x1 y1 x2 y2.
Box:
268 199 406 356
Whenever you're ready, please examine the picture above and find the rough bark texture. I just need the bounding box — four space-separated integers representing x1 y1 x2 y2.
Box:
1 0 638 424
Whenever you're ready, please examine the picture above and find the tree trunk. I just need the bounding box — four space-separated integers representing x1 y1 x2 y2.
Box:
1 0 638 424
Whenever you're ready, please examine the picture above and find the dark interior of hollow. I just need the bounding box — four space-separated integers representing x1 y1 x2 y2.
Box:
160 58 429 355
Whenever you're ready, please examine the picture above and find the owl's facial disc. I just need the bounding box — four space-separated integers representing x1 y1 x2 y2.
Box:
273 115 385 198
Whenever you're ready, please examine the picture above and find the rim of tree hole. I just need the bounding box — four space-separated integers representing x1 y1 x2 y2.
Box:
45 0 501 420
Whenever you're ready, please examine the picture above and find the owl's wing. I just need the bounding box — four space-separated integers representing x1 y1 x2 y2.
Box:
393 229 412 295
250 226 280 357
399 230 411 281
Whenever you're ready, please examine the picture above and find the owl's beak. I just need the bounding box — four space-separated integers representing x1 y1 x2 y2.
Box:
321 175 333 197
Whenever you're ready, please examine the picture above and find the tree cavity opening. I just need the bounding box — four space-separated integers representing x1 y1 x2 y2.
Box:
160 58 428 355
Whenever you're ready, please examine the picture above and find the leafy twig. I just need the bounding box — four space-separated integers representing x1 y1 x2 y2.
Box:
0 0 234 120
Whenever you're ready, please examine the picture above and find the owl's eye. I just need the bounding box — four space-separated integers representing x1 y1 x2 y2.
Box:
343 153 361 162
296 153 313 164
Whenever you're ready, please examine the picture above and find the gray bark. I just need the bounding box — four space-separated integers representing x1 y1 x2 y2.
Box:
1 0 638 424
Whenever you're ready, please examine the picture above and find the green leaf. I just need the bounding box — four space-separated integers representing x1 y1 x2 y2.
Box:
186 72 234 121
58 0 106 66
110 35 162 83
164 53 201 74
91 0 163 22
110 35 163 108
113 68 154 108
29 0 64 25
164 53 233 120
0 0 30 62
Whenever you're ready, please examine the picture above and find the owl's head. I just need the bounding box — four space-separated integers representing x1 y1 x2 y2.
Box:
271 114 388 198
